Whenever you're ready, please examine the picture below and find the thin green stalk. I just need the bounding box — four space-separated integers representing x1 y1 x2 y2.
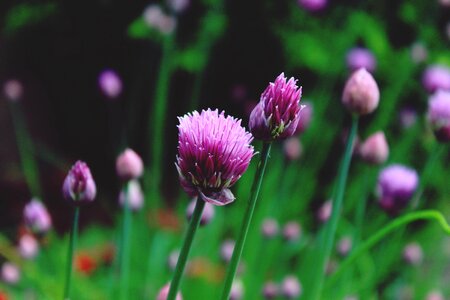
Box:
220 142 272 300
308 116 358 300
146 34 175 209
327 209 450 287
353 166 372 246
167 198 205 300
63 207 80 300
119 182 132 300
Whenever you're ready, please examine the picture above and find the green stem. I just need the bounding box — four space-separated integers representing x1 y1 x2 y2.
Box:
63 207 80 300
146 34 175 209
220 142 272 300
308 116 358 300
167 198 205 300
119 182 132 300
326 210 450 287
353 166 372 247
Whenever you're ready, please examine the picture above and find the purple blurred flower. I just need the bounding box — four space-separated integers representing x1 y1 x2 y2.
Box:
317 200 332 223
63 161 97 205
357 131 389 165
422 65 450 93
3 79 23 102
143 5 176 35
230 280 244 300
166 0 190 14
176 109 254 206
18 234 39 259
249 73 303 141
427 90 450 142
297 0 327 12
283 137 302 161
346 48 377 73
403 242 423 265
98 69 122 99
186 198 215 226
262 281 279 299
281 275 302 299
337 236 352 256
295 101 313 135
167 249 180 271
342 68 380 115
410 42 428 64
116 148 144 181
118 180 144 211
157 283 182 300
399 107 417 129
283 221 301 242
426 290 444 300
23 199 52 234
261 218 279 238
1 263 20 284
220 239 235 262
377 164 418 215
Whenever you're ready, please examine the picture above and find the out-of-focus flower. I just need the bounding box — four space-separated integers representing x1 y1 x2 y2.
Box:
186 199 215 226
261 218 279 238
282 221 301 242
3 80 23 102
23 199 52 234
295 101 313 135
439 0 450 7
337 236 352 257
262 281 279 299
220 239 235 263
426 290 444 300
249 73 303 141
342 68 380 115
281 275 302 299
98 69 122 99
357 131 389 165
118 180 144 211
446 22 450 41
176 109 254 206
403 242 423 265
283 137 303 161
410 42 428 64
346 48 377 73
63 161 97 205
18 234 39 259
75 252 97 275
377 164 418 215
157 283 183 300
1 263 20 284
399 107 417 129
422 65 450 93
297 0 327 12
116 148 144 181
166 0 190 14
230 280 244 300
143 5 177 35
317 200 332 223
168 249 180 271
427 90 450 142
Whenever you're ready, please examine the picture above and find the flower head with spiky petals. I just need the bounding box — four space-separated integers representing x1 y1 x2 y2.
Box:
176 109 254 206
249 73 303 141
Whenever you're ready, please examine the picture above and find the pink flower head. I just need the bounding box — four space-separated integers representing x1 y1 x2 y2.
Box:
294 101 313 135
346 47 377 73
283 137 302 161
63 161 97 205
230 280 244 300
157 284 182 300
297 0 327 12
98 69 122 99
262 281 279 299
377 164 418 215
23 198 52 234
427 90 450 142
3 80 23 102
166 0 190 14
176 109 254 206
261 218 279 238
403 242 423 265
357 131 389 164
116 148 144 181
342 68 380 115
1 263 20 284
249 73 303 141
281 275 302 299
18 234 39 259
118 180 144 211
422 64 450 93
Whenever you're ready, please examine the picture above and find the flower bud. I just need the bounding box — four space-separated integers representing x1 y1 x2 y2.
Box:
98 69 122 99
281 275 302 299
357 131 389 164
116 148 144 181
317 200 332 223
377 164 418 215
346 47 377 73
1 263 20 284
249 73 303 141
297 0 327 12
157 284 182 300
3 80 23 102
427 90 450 142
337 236 352 257
282 221 301 242
166 0 190 14
230 280 244 300
295 101 313 134
186 199 215 226
23 199 52 234
220 239 235 263
63 161 97 205
342 68 380 115
422 64 450 93
262 281 279 299
283 137 302 161
261 218 279 238
403 242 423 265
18 234 39 259
118 180 144 211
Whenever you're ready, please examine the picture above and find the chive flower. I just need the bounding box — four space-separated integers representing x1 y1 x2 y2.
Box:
342 68 380 115
176 109 254 206
249 73 303 141
346 47 377 73
427 90 450 142
23 199 52 234
116 148 144 181
62 161 97 205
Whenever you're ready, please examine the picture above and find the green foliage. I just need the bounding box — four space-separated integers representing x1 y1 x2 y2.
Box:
3 2 57 35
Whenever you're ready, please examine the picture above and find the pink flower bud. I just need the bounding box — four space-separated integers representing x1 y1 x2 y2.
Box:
317 200 332 223
422 65 450 93
156 284 182 300
403 242 423 265
3 80 23 102
230 280 244 300
1 263 20 284
186 199 215 226
283 137 302 161
261 218 279 238
357 131 389 164
295 101 313 134
342 68 380 115
297 0 327 12
282 221 301 242
18 234 39 259
427 90 450 142
346 48 377 73
118 180 144 211
337 236 352 257
262 281 279 299
116 148 144 181
98 69 122 99
63 161 97 205
23 199 52 234
281 275 302 299
220 239 235 262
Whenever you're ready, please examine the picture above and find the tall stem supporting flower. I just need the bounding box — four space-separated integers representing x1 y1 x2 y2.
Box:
167 198 205 300
308 116 358 300
63 207 80 300
119 182 131 300
220 142 272 300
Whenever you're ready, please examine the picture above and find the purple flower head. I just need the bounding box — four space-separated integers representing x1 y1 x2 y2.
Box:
422 64 450 93
186 198 215 226
342 68 380 115
63 161 97 205
166 0 190 14
357 131 389 165
297 0 327 12
118 180 144 211
3 79 23 102
281 275 302 299
23 199 52 234
261 218 279 238
249 73 303 141
317 200 332 223
220 239 235 262
18 234 39 259
346 47 377 73
427 90 450 142
337 236 352 257
403 242 423 265
176 109 254 206
282 221 301 242
116 148 144 181
377 164 418 215
157 283 182 300
1 263 20 284
98 69 122 99
294 101 313 135
262 281 279 299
